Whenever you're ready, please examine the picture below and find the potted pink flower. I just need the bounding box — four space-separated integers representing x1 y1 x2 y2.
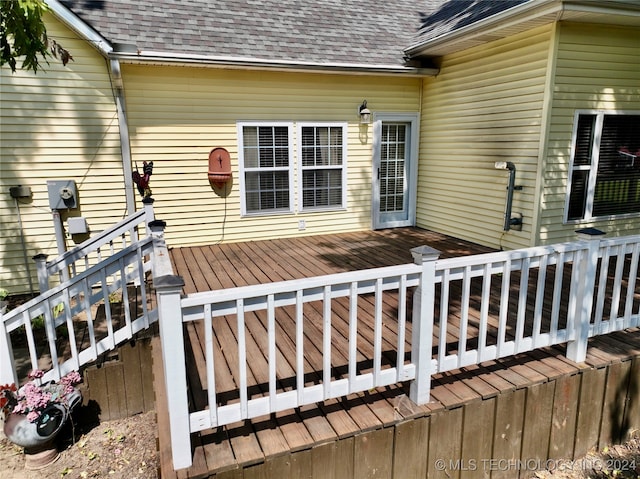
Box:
1 369 82 469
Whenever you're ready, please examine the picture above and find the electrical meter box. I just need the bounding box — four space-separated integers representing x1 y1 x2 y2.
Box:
47 180 77 210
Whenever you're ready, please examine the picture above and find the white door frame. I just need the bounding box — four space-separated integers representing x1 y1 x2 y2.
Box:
371 113 420 229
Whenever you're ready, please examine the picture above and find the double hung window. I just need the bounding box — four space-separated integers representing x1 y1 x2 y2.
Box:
239 124 293 214
238 122 347 215
566 112 640 221
299 124 346 210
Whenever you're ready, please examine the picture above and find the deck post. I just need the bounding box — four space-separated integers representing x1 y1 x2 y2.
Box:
409 245 440 405
33 253 49 293
566 228 605 363
143 196 155 231
155 274 191 470
0 311 17 385
149 220 192 469
149 220 173 276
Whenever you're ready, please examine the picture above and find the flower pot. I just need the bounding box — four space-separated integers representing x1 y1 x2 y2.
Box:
4 404 67 448
3 386 82 469
3 409 63 469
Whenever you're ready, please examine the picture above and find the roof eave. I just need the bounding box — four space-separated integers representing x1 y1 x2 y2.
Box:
46 0 113 56
112 50 439 77
405 0 640 59
405 0 561 58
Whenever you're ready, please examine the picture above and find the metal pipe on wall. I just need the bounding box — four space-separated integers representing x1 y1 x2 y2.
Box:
494 161 522 232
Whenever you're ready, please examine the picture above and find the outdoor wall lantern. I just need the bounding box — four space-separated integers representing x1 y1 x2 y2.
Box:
359 100 371 124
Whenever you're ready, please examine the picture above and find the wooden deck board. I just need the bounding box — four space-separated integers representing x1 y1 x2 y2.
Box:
457 365 502 398
227 421 265 467
437 370 486 404
338 393 385 433
461 363 517 394
316 396 362 439
297 403 338 445
252 415 291 458
156 227 640 477
199 428 237 476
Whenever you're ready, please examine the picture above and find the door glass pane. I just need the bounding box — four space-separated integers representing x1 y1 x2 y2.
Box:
380 123 407 213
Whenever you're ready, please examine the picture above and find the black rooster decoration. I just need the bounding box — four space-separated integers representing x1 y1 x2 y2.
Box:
132 161 153 199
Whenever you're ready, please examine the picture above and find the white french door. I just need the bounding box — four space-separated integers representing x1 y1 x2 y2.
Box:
372 114 419 229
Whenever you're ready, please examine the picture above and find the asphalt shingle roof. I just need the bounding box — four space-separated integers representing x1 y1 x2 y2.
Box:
414 0 528 44
58 1 530 66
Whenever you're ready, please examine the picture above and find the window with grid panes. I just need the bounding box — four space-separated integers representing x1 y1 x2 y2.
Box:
240 124 292 214
566 112 640 221
299 124 346 210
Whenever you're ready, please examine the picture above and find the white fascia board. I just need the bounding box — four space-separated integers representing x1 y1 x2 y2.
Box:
404 0 562 57
46 0 113 56
113 50 439 77
405 0 640 58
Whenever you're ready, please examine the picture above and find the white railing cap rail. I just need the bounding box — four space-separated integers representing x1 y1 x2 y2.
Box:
181 262 424 308
599 234 640 251
435 241 589 270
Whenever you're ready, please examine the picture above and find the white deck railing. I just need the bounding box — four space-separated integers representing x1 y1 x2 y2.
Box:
0 236 157 385
4 205 637 472
154 228 639 470
0 200 158 386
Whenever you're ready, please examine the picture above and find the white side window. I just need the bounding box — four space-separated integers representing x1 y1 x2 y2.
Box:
566 112 640 222
238 123 294 215
298 123 347 211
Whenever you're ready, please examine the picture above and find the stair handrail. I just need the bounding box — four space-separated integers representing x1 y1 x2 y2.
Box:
0 234 156 385
35 199 155 292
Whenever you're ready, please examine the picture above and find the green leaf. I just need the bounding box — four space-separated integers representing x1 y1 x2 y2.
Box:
0 0 72 73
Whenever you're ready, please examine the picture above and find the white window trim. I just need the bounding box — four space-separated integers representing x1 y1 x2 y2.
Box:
564 110 640 224
297 122 348 212
237 121 295 217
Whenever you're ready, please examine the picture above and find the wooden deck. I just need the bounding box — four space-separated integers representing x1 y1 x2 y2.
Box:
155 228 640 478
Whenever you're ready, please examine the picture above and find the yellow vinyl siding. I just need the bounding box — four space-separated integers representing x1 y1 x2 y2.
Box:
540 23 640 244
122 65 420 246
0 14 125 294
418 25 553 250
